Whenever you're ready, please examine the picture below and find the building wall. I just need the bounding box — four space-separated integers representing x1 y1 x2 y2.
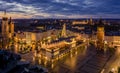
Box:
72 21 88 25
105 36 120 47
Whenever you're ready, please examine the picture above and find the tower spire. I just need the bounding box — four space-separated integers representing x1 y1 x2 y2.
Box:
4 10 6 15
90 17 93 25
10 17 12 22
61 23 67 37
9 17 12 24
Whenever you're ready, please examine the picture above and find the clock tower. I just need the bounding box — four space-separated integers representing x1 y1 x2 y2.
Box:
97 18 105 50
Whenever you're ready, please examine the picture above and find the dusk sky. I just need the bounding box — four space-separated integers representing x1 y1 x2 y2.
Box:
0 0 120 19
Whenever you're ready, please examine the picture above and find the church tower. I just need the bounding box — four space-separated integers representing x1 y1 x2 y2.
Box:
2 11 9 38
1 11 15 49
90 17 93 25
97 18 105 50
61 23 67 37
1 11 9 49
8 17 14 38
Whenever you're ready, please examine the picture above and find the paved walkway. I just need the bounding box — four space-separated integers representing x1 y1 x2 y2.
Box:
104 52 120 73
77 53 111 73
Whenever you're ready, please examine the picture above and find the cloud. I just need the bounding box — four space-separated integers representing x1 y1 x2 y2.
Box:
0 0 120 18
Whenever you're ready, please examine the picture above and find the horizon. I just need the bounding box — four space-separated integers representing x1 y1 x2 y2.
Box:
0 13 120 20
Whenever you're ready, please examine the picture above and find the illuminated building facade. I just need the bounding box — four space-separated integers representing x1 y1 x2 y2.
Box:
72 20 88 25
14 29 61 52
14 24 82 61
40 36 77 60
105 36 120 48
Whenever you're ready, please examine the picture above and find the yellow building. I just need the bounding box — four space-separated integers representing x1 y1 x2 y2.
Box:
72 20 88 25
105 36 120 47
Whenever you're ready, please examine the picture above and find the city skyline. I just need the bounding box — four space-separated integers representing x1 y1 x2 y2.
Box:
0 2 120 72
0 0 120 19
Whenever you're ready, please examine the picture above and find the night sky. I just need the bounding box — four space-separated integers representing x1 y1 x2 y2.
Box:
0 0 120 19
